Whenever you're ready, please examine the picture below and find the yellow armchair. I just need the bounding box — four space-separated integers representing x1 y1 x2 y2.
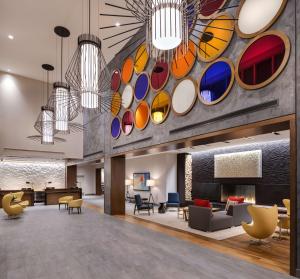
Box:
242 205 278 244
2 193 24 218
279 199 290 234
13 191 29 208
58 195 73 210
68 199 83 214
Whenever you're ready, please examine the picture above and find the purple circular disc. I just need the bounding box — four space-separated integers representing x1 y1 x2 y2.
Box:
135 73 149 101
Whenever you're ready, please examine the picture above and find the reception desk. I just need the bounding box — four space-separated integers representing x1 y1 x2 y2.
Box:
45 188 82 205
0 189 35 208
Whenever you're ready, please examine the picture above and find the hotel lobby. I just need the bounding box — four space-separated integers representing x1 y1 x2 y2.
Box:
1 0 300 278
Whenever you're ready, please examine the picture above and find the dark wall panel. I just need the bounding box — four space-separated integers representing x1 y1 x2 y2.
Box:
191 140 290 204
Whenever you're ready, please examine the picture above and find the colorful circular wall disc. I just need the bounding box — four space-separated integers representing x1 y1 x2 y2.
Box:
150 61 169 91
134 72 150 101
121 57 134 84
134 43 149 74
198 13 234 63
111 69 121 91
171 40 197 79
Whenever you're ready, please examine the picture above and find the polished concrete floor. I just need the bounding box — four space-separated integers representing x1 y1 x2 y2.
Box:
0 204 294 279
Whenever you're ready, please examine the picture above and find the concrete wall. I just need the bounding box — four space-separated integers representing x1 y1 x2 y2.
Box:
77 164 97 195
125 153 177 203
0 71 83 159
83 0 296 158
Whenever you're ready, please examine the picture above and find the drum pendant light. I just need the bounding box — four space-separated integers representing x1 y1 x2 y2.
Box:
65 0 111 111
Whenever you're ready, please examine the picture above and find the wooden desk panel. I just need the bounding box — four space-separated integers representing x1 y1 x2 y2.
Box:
45 188 82 205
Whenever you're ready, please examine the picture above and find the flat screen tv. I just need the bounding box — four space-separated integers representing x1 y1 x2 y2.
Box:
193 183 221 202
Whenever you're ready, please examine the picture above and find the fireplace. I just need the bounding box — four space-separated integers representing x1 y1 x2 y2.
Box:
221 184 256 204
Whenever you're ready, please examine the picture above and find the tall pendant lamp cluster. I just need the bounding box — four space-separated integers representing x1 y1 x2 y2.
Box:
29 0 114 145
65 0 111 112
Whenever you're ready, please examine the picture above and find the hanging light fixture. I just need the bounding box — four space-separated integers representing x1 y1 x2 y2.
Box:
65 0 111 111
41 105 55 144
29 64 66 145
151 0 185 51
52 26 81 134
99 0 202 59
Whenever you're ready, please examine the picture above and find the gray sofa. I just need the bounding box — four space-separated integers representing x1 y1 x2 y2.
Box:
188 203 252 232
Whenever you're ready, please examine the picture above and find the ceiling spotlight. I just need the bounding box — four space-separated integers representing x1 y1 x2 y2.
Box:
115 22 120 27
8 34 14 40
7 69 11 72
273 132 281 135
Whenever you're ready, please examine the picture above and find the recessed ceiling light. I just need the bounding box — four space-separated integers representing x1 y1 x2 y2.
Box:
115 22 120 27
7 69 11 72
8 34 14 40
273 132 280 135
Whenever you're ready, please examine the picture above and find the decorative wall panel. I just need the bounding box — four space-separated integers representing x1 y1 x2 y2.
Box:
214 150 262 178
0 159 65 191
185 154 192 201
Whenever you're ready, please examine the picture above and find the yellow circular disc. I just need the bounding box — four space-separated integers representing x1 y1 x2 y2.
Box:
111 92 121 116
197 13 234 62
134 44 149 74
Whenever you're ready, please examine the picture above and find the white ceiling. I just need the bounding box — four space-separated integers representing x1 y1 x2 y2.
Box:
0 0 138 81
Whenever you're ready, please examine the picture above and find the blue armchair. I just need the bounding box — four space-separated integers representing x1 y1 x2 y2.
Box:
134 194 154 215
166 193 180 212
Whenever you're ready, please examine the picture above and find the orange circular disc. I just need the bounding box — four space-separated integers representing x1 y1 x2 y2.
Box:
134 44 149 74
111 92 122 116
171 40 197 79
121 57 134 84
134 101 150 130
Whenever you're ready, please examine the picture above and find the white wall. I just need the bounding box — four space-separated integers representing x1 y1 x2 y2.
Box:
77 165 96 195
125 153 177 203
0 71 83 159
0 158 65 191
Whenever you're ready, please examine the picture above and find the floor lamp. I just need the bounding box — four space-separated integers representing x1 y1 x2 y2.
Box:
125 179 132 201
146 179 155 204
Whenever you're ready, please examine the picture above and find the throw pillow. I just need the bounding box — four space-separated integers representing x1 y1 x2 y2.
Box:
228 196 244 204
194 199 211 208
225 200 238 211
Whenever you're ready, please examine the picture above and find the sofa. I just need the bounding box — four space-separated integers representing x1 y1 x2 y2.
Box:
188 203 252 232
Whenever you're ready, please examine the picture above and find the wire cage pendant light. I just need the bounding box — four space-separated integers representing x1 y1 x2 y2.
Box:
53 81 70 132
150 0 186 52
41 105 55 144
65 0 111 112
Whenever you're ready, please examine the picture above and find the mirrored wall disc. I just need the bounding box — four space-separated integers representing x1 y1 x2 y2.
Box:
122 84 134 109
111 116 121 139
199 0 227 18
121 57 134 84
134 72 150 101
150 91 171 124
134 101 150 130
122 110 134 135
171 40 197 79
236 0 287 38
111 69 121 91
198 58 234 105
198 13 234 63
172 78 197 115
150 61 169 91
134 43 149 74
111 92 122 116
236 31 290 90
